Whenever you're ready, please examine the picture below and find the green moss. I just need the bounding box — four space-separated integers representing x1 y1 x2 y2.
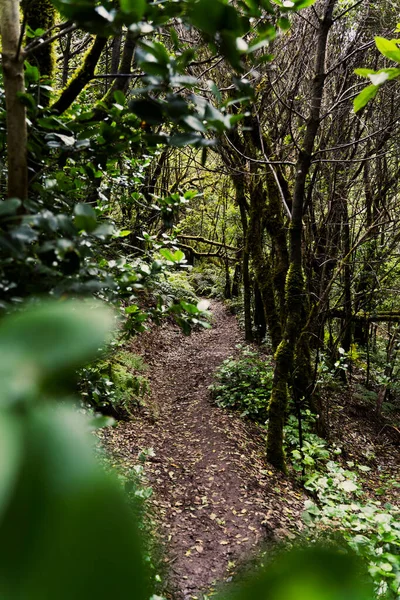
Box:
82 351 150 419
24 0 56 81
109 351 149 411
51 36 108 114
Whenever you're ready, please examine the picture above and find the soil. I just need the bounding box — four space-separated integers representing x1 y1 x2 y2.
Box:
100 301 306 599
100 300 400 599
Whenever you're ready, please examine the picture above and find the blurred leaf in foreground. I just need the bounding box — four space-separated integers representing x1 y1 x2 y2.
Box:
0 301 148 599
217 545 374 600
0 300 115 405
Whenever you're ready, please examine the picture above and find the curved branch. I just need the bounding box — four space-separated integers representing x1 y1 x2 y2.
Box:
50 35 108 114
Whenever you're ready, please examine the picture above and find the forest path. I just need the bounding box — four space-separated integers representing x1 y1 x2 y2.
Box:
102 301 304 599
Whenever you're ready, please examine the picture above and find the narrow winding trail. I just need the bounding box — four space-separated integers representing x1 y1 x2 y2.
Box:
102 301 304 599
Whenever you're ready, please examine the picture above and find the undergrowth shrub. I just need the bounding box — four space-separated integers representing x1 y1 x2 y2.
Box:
282 406 399 598
303 460 400 599
188 263 224 298
156 270 199 304
97 444 167 598
209 346 273 422
284 410 331 474
81 350 150 419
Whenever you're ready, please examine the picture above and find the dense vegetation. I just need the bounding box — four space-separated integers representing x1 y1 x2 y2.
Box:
0 0 399 597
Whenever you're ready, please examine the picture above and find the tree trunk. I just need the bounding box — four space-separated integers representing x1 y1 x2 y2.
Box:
24 0 56 91
266 0 337 471
234 177 253 341
248 180 282 352
0 0 28 200
101 31 137 106
51 35 108 114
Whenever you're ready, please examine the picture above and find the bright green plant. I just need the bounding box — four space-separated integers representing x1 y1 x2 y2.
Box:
284 411 331 475
80 350 150 419
303 461 400 599
157 269 199 304
354 29 400 112
209 346 273 422
189 263 225 298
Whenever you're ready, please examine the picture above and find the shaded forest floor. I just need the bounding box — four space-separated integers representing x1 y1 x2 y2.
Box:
100 301 306 599
100 300 400 599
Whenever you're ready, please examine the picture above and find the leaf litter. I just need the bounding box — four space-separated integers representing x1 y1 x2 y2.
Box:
100 301 306 599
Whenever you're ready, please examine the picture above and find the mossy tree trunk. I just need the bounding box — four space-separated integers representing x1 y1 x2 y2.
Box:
0 0 28 200
264 167 289 326
51 35 108 114
24 0 56 104
233 175 253 341
266 0 337 471
248 178 282 352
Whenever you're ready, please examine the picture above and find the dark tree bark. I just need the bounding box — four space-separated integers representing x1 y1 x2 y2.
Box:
51 35 108 114
233 176 253 341
101 31 137 106
24 0 56 84
266 0 337 471
248 179 282 352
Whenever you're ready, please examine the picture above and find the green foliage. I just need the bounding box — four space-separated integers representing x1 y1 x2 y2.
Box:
303 461 400 599
99 445 168 596
209 346 273 422
189 263 225 298
157 270 199 304
217 544 374 600
0 300 149 599
282 408 400 598
284 411 331 474
354 31 400 112
81 350 150 418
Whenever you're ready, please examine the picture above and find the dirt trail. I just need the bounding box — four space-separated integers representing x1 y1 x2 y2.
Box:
102 301 305 599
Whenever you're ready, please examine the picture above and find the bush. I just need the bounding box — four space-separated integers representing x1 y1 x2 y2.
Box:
209 346 273 422
303 460 400 599
156 270 199 304
80 350 150 419
188 263 224 298
284 410 331 475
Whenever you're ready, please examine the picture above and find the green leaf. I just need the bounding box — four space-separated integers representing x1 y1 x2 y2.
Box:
0 413 22 519
169 133 204 147
24 61 40 82
159 248 176 262
0 405 147 600
216 545 374 600
114 229 131 237
277 17 291 31
339 479 358 493
120 0 146 20
375 36 400 63
92 223 115 237
354 68 377 77
353 84 379 113
378 562 393 572
0 198 21 216
190 0 226 36
294 0 316 7
129 98 164 124
113 89 127 106
0 300 115 403
74 203 97 232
